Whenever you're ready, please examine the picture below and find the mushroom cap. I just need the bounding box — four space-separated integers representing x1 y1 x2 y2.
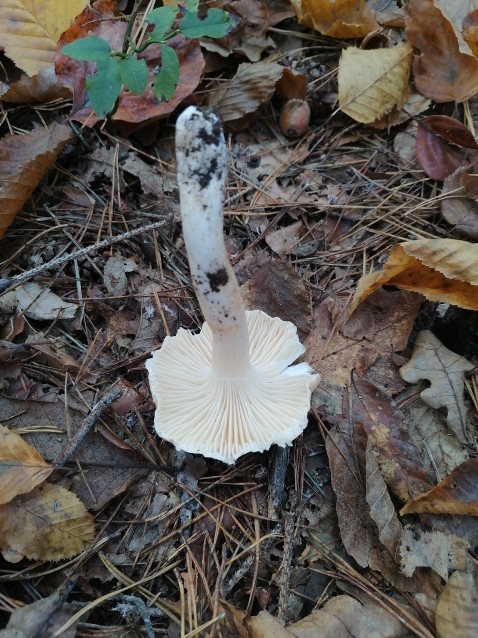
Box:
146 310 319 464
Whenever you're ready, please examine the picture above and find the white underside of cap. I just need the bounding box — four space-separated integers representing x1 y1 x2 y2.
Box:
146 310 319 464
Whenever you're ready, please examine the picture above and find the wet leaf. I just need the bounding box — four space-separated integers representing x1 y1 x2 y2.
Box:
0 0 88 76
406 0 478 102
210 61 284 121
420 115 478 149
0 424 52 506
289 0 378 38
338 43 413 124
400 458 478 516
0 483 94 562
400 331 474 443
350 239 478 313
435 570 478 638
0 123 73 239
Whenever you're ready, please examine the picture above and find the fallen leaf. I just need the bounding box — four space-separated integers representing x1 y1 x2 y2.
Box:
463 9 478 56
435 570 478 638
399 527 468 580
0 424 52 506
248 595 411 637
210 61 284 122
406 402 469 477
103 255 138 296
0 123 73 239
419 115 478 149
1 589 83 638
400 458 478 516
338 43 413 124
416 120 469 181
264 221 304 257
442 165 478 240
306 290 421 420
406 0 478 102
0 282 78 321
0 0 88 76
350 239 478 313
241 260 311 342
0 483 94 562
400 330 474 443
0 66 71 103
289 0 378 38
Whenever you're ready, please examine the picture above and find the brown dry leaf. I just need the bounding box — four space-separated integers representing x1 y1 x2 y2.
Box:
406 402 469 477
264 221 304 257
338 43 413 124
406 0 478 102
399 527 469 581
306 290 421 421
463 9 478 56
442 165 478 240
400 330 474 443
242 260 311 341
0 66 71 103
209 61 284 122
289 0 378 38
248 596 412 637
350 239 478 313
0 282 78 321
400 458 478 516
0 424 52 506
0 483 94 562
1 589 82 637
0 123 73 239
0 0 87 76
435 569 478 638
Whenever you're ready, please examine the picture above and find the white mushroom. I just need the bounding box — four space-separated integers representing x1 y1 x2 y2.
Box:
146 106 319 464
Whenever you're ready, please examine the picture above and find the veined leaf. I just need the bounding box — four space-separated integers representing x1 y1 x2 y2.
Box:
153 45 179 101
146 6 178 41
86 57 122 117
180 8 231 39
61 36 111 62
118 56 148 96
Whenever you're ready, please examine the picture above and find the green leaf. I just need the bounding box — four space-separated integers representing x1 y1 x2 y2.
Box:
86 57 122 117
146 6 178 41
61 36 111 62
152 45 179 101
118 56 148 96
179 8 231 39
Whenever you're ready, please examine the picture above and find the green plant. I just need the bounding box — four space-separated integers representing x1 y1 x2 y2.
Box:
61 1 231 117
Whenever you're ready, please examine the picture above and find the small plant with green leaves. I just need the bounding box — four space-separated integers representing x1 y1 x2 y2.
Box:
61 2 231 117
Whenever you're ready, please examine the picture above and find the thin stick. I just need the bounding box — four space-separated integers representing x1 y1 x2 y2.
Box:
0 220 166 294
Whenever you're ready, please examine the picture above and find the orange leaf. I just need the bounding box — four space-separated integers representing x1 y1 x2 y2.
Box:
406 0 478 102
0 123 73 240
350 239 478 313
400 458 478 516
0 424 52 506
290 0 378 38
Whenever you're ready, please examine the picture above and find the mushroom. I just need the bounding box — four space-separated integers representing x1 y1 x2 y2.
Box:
146 107 319 464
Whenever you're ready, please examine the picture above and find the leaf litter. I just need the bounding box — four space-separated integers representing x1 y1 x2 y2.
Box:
0 0 478 636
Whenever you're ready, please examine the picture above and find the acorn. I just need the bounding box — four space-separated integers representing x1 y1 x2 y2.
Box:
279 99 311 138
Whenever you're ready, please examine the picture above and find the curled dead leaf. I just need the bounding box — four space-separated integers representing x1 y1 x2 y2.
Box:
290 0 378 38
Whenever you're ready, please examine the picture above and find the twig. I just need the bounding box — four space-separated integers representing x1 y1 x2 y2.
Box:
0 220 166 294
53 388 124 468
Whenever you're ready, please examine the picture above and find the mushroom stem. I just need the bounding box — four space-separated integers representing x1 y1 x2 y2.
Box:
176 107 251 378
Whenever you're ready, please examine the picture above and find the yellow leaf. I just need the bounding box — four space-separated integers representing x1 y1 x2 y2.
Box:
0 123 73 239
0 424 52 505
290 0 378 38
0 0 88 76
0 483 95 562
350 239 478 313
338 43 413 124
